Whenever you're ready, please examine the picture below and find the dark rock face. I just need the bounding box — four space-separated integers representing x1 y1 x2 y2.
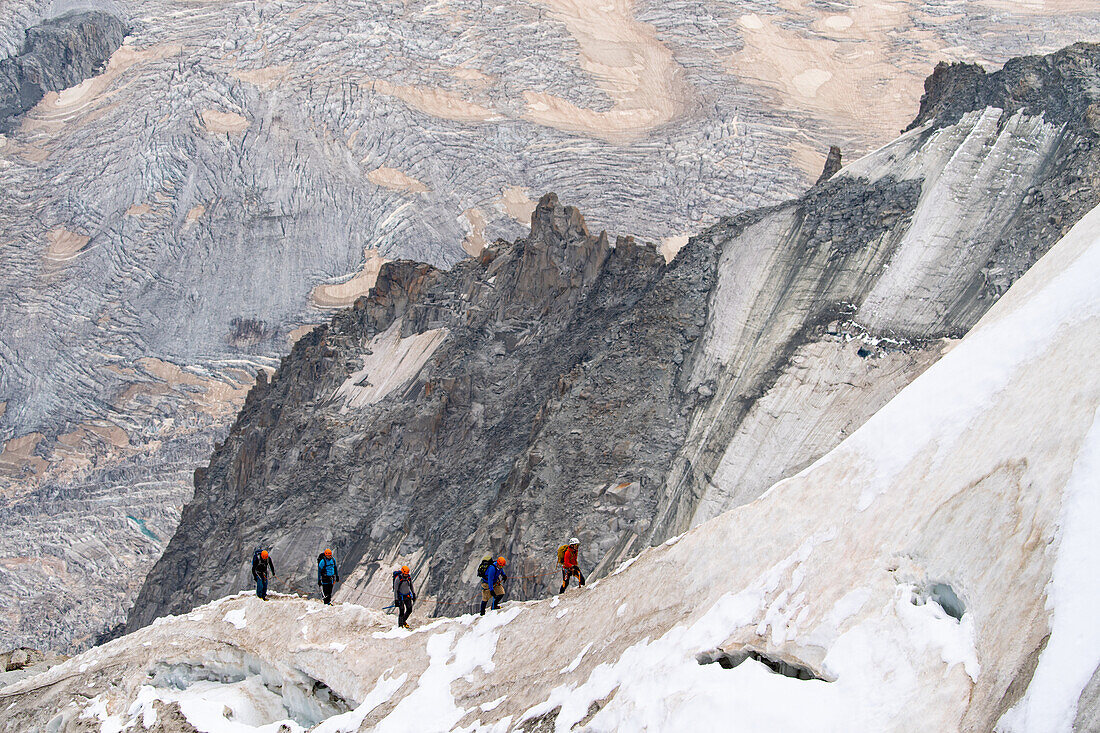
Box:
907 43 1100 133
126 193 715 627
125 44 1100 631
0 11 125 132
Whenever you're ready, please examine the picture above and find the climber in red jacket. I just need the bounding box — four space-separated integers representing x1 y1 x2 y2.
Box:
559 537 585 594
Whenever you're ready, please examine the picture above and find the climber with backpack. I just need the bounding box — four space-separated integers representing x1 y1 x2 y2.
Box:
558 538 585 594
480 556 507 615
476 555 492 614
393 566 416 628
251 548 276 600
317 548 339 605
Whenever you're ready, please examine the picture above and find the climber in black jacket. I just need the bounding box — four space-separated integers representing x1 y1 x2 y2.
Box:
251 549 276 600
393 566 416 628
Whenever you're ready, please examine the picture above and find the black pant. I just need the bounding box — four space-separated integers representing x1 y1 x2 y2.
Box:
560 566 585 593
396 596 413 626
320 580 334 604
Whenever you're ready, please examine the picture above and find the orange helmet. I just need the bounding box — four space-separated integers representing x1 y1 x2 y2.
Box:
497 557 506 566
324 549 332 558
401 565 410 574
260 550 269 559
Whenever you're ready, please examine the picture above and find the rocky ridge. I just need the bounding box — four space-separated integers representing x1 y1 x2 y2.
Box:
653 42 1100 538
126 44 1100 633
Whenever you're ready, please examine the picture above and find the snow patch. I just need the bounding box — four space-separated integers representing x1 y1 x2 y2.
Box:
612 556 639 575
334 320 448 410
560 643 594 674
373 626 414 640
80 695 125 733
895 586 979 681
224 609 248 629
372 607 521 731
136 677 307 733
823 588 872 629
313 672 407 733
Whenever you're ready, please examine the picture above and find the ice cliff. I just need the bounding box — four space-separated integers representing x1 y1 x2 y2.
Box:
2 200 1098 730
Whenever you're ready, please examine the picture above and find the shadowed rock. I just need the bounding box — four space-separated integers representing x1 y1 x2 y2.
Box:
0 11 125 132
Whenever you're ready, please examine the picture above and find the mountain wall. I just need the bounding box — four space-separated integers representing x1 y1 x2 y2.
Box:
4 198 1098 731
125 44 1100 634
2 0 1098 654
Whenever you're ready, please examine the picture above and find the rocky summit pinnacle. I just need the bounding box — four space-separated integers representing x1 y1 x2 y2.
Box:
125 191 692 630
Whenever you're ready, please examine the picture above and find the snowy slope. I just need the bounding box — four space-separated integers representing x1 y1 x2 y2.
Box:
3 203 1099 731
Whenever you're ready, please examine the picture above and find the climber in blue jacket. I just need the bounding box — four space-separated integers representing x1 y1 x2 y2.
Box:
482 557 507 613
317 548 339 604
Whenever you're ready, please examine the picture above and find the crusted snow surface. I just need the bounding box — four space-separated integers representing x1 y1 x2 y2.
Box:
4 204 1100 732
998 403 1100 732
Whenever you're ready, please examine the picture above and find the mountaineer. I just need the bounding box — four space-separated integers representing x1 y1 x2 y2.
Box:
317 548 340 605
393 566 416 628
558 538 585 594
251 548 276 600
476 555 492 614
480 556 507 615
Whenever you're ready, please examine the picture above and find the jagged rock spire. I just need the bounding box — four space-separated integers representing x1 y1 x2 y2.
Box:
815 146 843 185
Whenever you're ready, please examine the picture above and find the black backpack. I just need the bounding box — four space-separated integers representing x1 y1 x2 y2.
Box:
477 557 492 581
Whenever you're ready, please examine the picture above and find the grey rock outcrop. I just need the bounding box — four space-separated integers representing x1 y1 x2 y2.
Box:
907 43 1100 133
126 44 1100 631
0 11 125 132
649 44 1100 540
